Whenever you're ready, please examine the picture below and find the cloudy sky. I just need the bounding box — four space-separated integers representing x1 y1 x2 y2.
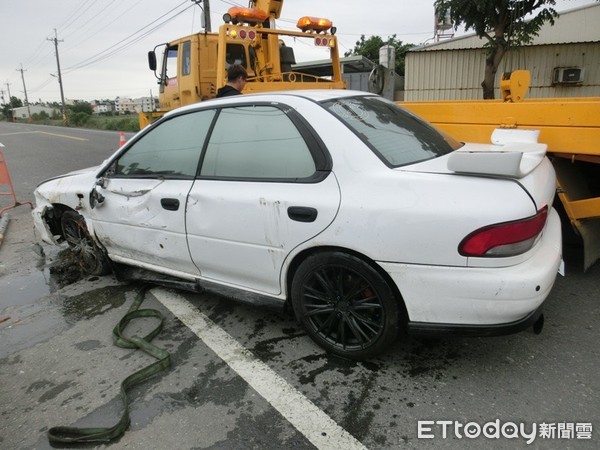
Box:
0 0 595 103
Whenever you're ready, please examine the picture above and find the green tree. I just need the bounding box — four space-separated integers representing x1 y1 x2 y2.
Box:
1 97 23 120
70 111 90 127
70 101 93 115
32 111 50 122
9 96 23 108
435 0 559 99
345 35 414 76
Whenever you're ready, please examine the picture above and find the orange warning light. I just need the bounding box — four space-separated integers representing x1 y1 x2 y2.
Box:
296 16 333 33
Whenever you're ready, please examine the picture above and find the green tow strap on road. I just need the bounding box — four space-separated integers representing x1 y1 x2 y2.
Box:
47 286 171 444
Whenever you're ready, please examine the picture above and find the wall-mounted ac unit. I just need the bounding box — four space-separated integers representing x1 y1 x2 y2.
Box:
553 67 584 84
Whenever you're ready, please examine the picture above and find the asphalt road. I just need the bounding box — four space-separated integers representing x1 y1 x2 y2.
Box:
0 121 598 449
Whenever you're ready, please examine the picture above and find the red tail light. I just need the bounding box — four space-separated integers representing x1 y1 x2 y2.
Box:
459 206 548 257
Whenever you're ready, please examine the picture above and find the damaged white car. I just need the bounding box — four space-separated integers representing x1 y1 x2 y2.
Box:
33 91 562 359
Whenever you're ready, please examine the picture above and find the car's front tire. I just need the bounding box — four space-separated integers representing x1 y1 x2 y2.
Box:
291 251 400 360
61 210 111 276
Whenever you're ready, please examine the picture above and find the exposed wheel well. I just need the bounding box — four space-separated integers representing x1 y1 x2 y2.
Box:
285 246 409 326
43 203 75 242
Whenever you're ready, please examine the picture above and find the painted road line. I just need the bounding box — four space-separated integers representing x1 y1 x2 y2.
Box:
152 288 367 450
0 131 87 141
0 131 44 137
36 131 88 141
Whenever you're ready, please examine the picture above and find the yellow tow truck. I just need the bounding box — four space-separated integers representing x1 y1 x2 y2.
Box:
401 70 600 271
142 3 599 270
140 0 344 128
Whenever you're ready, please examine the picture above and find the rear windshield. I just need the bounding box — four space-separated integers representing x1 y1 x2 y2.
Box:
322 96 462 167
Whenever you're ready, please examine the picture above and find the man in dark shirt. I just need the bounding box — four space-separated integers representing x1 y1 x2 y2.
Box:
216 65 248 98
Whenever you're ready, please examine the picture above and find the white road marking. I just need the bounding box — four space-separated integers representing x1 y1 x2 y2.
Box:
152 288 367 450
0 131 87 141
37 131 88 141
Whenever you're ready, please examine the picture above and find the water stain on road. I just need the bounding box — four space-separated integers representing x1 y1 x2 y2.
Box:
60 286 127 322
0 245 131 359
0 269 52 309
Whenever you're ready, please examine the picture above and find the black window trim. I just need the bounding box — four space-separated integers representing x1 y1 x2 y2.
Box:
196 101 333 184
99 100 334 184
319 94 457 169
102 108 216 181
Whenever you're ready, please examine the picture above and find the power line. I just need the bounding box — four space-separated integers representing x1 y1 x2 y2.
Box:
30 77 55 93
62 0 119 41
21 40 51 68
9 0 194 99
58 0 96 34
62 0 145 53
63 1 193 73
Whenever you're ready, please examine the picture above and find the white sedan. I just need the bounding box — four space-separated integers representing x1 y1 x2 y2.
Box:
33 90 562 359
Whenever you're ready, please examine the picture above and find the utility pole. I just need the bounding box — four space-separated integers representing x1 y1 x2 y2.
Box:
17 64 32 122
192 0 211 31
204 0 211 31
48 29 68 125
5 81 12 102
149 89 155 112
5 81 13 121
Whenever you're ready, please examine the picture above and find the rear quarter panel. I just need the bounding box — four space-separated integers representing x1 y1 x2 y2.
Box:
291 99 540 267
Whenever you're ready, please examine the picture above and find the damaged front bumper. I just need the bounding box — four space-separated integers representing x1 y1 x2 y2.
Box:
32 166 102 246
32 191 58 245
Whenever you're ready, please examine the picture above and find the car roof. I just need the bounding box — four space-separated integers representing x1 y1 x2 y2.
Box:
164 89 372 118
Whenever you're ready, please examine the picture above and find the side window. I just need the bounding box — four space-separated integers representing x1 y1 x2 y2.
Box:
225 43 247 68
182 41 191 76
165 46 178 82
115 110 215 178
200 106 316 179
248 46 257 76
160 46 178 94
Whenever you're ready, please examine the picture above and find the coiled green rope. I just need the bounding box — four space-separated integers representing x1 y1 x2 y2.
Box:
48 286 171 444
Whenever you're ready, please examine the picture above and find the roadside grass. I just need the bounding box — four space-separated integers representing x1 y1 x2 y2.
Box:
6 114 140 132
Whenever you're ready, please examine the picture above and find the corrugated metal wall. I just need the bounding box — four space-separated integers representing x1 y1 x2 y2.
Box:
404 42 600 101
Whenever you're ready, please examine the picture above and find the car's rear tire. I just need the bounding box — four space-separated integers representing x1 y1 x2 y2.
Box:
61 210 111 276
291 251 400 360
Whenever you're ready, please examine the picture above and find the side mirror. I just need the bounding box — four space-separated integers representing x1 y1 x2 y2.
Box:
95 177 107 189
148 51 157 71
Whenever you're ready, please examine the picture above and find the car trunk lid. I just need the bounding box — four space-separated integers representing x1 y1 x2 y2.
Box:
400 129 557 211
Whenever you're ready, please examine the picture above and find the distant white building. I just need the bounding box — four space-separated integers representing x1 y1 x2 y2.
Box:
134 96 158 113
12 105 57 119
114 97 136 114
91 101 114 114
404 3 600 100
113 96 157 114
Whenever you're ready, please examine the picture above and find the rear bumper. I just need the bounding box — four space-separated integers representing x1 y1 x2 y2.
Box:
378 207 562 328
407 304 544 337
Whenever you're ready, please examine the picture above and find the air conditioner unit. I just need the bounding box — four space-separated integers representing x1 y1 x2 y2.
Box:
553 67 584 84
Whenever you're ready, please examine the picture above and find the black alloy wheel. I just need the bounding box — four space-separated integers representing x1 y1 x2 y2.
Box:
291 252 400 359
